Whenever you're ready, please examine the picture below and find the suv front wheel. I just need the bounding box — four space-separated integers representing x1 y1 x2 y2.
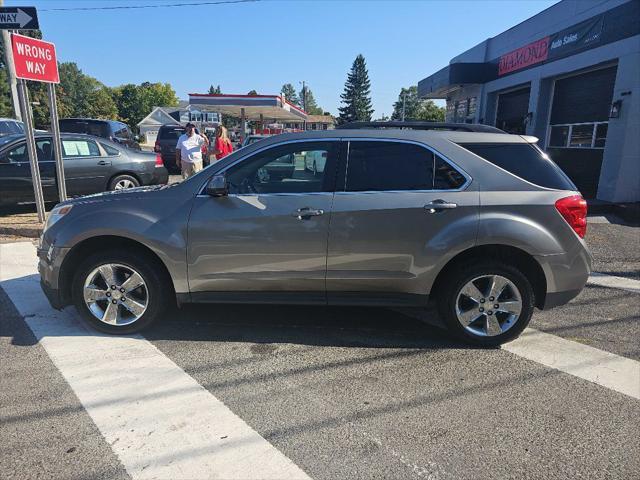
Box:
71 250 170 334
437 262 535 347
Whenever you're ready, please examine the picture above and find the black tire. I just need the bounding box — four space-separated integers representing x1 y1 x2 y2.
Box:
108 174 140 191
71 249 170 334
436 261 535 347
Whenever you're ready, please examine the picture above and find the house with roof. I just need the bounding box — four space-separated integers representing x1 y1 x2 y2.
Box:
137 100 221 145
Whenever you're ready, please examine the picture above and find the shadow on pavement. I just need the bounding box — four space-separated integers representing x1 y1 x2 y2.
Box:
146 303 467 350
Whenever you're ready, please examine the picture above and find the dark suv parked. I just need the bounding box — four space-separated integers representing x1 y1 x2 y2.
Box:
38 122 591 347
59 119 141 151
154 124 209 173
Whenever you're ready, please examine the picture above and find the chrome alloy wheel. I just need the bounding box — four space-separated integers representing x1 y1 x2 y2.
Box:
114 179 136 190
455 274 522 337
83 264 148 326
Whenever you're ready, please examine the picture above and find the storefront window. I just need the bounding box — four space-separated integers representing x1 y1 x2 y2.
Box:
569 124 594 148
594 123 608 148
548 122 608 149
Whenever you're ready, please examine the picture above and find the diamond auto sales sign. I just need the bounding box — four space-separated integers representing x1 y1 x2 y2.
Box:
11 33 59 83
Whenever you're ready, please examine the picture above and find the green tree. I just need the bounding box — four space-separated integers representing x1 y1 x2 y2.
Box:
57 62 118 122
113 82 178 130
299 85 323 115
391 85 444 122
338 54 374 124
247 90 258 96
208 84 222 94
280 83 299 106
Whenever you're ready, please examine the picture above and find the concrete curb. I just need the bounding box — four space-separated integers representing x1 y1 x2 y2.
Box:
0 225 42 238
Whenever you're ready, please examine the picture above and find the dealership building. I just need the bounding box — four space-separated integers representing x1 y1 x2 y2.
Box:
418 0 639 202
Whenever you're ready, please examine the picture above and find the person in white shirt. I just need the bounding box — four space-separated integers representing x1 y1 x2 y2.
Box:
175 123 209 179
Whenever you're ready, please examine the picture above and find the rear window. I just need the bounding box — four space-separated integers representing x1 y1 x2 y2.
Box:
0 120 24 135
158 127 185 141
60 120 108 137
459 143 575 190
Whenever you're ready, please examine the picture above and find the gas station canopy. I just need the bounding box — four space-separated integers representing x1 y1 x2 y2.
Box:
188 93 308 122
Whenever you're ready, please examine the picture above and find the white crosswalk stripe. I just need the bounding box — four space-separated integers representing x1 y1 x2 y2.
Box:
0 242 311 480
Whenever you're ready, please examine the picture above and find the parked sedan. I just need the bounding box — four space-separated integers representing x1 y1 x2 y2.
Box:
0 133 168 206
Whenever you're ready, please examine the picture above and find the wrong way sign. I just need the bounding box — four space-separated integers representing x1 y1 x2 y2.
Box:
11 33 59 83
0 7 39 30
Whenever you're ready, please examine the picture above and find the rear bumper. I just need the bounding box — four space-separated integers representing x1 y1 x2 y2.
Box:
536 241 592 310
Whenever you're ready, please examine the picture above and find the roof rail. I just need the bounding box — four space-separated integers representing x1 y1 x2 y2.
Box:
335 121 504 133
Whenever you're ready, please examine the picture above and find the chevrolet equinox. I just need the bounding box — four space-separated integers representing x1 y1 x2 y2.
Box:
38 122 591 347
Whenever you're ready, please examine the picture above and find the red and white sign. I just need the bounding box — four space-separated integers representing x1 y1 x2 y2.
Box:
10 33 59 83
498 37 550 76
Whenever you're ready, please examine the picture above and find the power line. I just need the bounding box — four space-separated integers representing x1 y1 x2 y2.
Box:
41 0 260 12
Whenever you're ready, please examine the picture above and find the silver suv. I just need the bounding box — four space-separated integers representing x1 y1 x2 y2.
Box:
38 122 591 346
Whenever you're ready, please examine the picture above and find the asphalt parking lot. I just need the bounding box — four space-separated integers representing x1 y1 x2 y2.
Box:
1 215 638 479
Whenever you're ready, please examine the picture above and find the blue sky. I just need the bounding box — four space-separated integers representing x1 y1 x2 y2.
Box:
9 0 557 116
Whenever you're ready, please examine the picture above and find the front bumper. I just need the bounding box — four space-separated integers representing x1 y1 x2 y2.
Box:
37 242 70 310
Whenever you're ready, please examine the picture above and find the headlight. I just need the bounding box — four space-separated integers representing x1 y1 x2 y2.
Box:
44 205 73 231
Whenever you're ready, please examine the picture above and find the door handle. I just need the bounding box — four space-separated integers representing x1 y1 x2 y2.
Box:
424 199 458 213
293 207 324 220
97 160 111 166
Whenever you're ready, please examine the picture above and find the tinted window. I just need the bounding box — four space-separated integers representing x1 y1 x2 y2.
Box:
62 139 101 157
60 120 107 137
158 127 185 141
4 144 26 163
346 141 433 192
460 143 575 190
0 121 24 135
100 142 120 156
434 155 466 189
36 139 53 162
227 141 336 194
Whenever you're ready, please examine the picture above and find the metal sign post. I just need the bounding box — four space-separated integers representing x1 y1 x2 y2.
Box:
47 83 66 201
16 78 45 222
9 31 66 214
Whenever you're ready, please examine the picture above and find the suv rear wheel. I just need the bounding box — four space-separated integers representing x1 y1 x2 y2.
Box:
71 250 170 334
437 262 534 347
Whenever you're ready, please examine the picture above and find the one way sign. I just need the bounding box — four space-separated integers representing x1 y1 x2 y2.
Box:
0 7 39 30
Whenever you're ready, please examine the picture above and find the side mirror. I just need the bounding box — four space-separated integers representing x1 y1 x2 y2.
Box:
206 174 228 197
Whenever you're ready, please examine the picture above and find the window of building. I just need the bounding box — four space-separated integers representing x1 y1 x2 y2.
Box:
547 122 608 149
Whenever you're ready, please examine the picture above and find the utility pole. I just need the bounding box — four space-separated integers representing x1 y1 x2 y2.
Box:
401 92 406 122
0 0 21 120
300 80 307 131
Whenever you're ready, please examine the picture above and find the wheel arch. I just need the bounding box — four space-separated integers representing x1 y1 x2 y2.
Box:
430 244 547 309
107 171 142 190
58 235 176 306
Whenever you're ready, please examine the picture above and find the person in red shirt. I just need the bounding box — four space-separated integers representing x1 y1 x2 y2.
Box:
212 125 233 161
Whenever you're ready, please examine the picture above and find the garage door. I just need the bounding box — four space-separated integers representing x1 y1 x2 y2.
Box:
546 65 618 199
495 86 531 134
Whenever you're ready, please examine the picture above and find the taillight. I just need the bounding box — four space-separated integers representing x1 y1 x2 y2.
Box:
154 153 164 167
555 195 587 238
154 141 161 153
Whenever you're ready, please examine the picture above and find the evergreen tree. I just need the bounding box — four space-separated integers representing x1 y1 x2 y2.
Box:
338 54 374 124
391 85 444 122
208 84 222 94
299 85 323 115
280 83 299 106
